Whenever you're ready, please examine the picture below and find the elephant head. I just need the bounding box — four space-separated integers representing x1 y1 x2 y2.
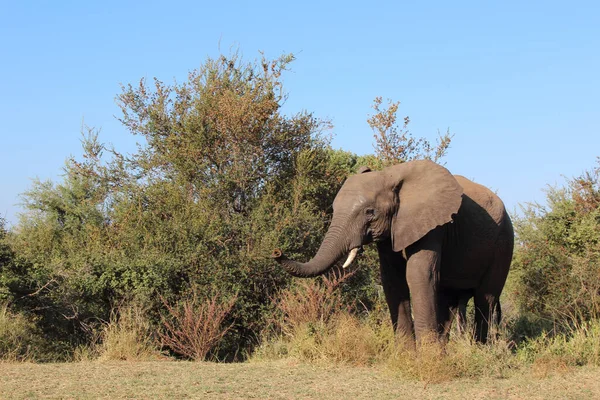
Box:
272 160 464 277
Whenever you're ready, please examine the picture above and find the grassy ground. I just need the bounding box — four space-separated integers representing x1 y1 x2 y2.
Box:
1 360 599 399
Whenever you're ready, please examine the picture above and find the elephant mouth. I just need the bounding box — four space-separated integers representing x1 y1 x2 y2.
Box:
342 246 364 269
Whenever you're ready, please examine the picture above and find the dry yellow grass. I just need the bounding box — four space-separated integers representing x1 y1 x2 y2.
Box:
1 360 599 399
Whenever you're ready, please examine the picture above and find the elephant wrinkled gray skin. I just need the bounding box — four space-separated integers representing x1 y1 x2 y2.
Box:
272 160 513 345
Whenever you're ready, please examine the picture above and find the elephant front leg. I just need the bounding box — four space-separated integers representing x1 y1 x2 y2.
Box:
405 231 442 344
377 240 414 345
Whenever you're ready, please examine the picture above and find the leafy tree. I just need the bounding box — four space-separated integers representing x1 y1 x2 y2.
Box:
10 53 346 357
368 97 452 167
512 159 600 326
0 217 20 303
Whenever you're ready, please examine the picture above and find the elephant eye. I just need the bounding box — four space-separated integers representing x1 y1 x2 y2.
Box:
365 208 375 218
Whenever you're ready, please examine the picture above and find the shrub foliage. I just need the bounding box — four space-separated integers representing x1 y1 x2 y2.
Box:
1 53 362 357
512 159 600 325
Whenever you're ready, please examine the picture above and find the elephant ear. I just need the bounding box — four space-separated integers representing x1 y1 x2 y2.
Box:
387 160 464 252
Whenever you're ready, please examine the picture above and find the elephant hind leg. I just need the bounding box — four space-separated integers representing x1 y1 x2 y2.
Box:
437 289 459 344
474 240 511 343
473 292 501 343
438 289 471 342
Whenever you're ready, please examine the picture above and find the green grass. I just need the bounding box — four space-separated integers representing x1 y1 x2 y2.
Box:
1 360 599 399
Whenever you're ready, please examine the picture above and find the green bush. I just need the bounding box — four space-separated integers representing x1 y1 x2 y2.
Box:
512 159 600 326
5 52 358 359
0 217 30 305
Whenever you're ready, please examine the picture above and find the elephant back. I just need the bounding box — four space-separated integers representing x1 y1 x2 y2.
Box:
453 175 507 226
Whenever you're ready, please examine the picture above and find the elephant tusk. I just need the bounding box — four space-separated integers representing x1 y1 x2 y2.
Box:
342 247 360 269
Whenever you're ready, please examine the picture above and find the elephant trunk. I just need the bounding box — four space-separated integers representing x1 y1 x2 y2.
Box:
272 219 354 278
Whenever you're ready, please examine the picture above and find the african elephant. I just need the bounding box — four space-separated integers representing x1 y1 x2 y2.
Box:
272 160 513 344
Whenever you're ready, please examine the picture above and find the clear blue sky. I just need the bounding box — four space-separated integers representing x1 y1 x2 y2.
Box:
1 1 599 225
